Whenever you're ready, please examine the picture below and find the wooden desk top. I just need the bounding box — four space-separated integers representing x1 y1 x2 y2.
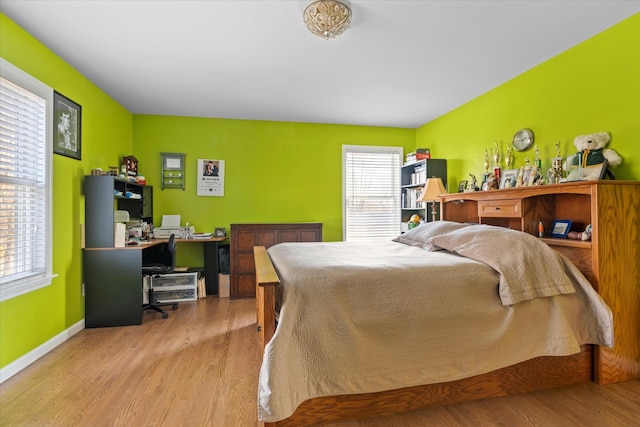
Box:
84 236 227 251
156 236 227 243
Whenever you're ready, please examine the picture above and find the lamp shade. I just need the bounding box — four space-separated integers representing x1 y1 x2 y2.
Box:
418 177 447 202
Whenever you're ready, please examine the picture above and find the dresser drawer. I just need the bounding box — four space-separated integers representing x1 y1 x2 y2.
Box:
478 199 522 218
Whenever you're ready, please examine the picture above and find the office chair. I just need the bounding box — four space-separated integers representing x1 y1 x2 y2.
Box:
142 234 178 319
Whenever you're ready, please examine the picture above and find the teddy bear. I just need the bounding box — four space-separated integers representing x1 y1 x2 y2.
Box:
564 132 622 181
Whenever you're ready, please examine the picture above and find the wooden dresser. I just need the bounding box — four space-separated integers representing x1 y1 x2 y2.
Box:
230 223 322 298
440 181 640 385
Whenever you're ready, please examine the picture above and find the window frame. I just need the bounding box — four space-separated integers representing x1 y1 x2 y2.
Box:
342 145 403 242
0 58 56 301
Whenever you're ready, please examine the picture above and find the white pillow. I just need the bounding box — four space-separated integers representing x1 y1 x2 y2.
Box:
393 221 471 251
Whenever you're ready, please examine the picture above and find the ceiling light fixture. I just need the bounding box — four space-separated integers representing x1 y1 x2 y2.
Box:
303 0 352 40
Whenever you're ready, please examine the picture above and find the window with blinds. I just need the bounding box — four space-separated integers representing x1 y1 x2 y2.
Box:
342 145 402 241
0 58 55 301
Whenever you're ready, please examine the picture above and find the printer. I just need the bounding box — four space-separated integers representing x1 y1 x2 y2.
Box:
154 215 187 239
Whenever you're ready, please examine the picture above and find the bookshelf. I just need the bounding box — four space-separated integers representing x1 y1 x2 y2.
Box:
400 159 447 232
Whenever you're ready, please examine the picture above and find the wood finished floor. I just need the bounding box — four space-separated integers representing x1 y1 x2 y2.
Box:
1 297 639 426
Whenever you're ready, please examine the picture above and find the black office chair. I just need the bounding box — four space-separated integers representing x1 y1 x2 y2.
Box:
142 234 178 319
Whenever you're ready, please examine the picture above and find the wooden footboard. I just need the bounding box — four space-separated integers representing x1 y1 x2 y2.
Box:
253 246 594 427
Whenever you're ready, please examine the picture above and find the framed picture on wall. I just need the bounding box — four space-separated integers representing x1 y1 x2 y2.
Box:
197 158 225 196
53 91 82 160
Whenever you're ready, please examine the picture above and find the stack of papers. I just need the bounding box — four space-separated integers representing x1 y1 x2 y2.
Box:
192 233 213 239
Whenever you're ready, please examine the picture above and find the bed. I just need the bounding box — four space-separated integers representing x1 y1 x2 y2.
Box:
254 222 614 426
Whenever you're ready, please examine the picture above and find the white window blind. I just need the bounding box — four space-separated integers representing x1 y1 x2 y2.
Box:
0 58 55 301
343 145 402 241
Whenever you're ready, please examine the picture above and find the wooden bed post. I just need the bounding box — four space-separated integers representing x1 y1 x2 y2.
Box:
254 246 280 355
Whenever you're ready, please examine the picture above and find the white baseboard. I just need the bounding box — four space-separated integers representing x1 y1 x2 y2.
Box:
0 319 85 383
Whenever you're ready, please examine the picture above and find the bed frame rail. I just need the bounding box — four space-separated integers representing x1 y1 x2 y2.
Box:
254 246 280 354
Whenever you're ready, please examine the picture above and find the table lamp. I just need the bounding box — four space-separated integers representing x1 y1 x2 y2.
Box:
418 177 447 222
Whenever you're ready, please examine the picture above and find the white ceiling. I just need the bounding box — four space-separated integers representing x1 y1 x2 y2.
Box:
1 1 639 128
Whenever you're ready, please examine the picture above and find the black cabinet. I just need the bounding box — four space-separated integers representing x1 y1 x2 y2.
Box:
83 175 153 327
84 176 153 248
84 250 143 327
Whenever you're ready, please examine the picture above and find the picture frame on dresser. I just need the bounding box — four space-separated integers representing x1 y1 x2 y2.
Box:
500 169 519 189
564 159 609 182
581 160 609 181
550 219 572 238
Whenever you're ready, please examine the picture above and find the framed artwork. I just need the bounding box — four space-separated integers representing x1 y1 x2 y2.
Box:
197 158 225 196
500 169 518 189
458 180 468 193
550 219 572 238
53 91 81 160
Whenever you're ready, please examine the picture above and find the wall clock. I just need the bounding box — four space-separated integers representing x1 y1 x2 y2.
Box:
512 128 534 152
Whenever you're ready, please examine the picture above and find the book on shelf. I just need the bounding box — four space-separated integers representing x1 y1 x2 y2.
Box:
416 148 431 159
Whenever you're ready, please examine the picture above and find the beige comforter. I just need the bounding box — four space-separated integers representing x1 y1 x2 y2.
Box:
258 231 613 422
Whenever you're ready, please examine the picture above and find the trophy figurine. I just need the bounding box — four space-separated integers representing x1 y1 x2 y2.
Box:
505 145 513 170
534 145 542 169
548 141 564 184
492 141 502 180
483 149 490 174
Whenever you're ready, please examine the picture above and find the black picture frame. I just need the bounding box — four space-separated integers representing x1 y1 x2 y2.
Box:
565 159 610 182
580 159 609 181
53 91 81 160
550 219 572 238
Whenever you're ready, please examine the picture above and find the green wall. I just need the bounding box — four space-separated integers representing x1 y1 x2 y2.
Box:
417 13 640 186
0 14 133 368
2 11 639 372
133 116 414 260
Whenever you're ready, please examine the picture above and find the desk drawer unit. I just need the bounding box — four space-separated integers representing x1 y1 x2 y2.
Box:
151 272 198 303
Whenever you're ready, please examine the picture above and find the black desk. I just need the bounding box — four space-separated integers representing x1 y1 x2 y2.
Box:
83 237 226 328
155 237 227 296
